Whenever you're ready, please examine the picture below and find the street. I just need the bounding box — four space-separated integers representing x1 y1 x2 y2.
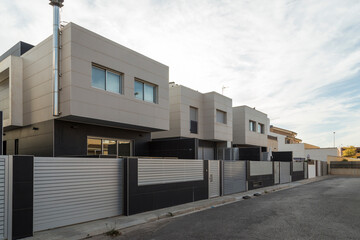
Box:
93 177 360 240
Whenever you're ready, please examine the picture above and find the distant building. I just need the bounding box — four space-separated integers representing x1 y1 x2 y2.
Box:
269 126 339 161
232 106 269 152
151 82 233 159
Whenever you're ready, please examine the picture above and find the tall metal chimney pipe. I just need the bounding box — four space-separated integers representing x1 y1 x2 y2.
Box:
49 0 64 116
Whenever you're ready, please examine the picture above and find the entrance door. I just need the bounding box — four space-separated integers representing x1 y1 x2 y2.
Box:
208 160 220 198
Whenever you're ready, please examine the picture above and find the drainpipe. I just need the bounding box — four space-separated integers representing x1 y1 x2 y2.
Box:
49 0 64 116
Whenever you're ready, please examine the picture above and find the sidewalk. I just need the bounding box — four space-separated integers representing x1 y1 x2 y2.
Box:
23 176 331 240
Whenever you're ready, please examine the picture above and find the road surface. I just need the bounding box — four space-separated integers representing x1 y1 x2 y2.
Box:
94 176 360 240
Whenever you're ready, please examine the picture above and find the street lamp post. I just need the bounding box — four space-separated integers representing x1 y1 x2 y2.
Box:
333 132 335 148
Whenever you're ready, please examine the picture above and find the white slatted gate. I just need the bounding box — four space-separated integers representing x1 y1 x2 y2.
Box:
34 157 124 232
274 162 280 184
280 162 291 184
208 161 220 198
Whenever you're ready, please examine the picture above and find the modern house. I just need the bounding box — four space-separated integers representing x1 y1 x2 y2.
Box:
269 126 318 161
0 22 169 157
232 106 270 152
150 82 232 159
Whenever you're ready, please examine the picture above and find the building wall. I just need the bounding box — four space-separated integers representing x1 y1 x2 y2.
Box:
305 148 339 162
54 120 151 157
21 34 63 126
4 22 169 132
203 92 233 142
152 84 232 142
0 78 9 120
0 56 23 127
233 106 268 147
267 136 278 152
68 23 169 131
3 120 54 156
272 132 306 159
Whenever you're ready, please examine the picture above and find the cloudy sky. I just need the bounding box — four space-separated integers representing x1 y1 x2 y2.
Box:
1 0 359 148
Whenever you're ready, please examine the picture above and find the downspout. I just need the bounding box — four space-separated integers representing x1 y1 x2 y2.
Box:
49 0 64 116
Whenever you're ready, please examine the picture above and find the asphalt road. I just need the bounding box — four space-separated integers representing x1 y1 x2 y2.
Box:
94 177 360 240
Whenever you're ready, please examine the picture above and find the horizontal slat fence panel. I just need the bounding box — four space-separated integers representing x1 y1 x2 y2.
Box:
138 159 203 186
34 157 124 232
0 157 5 239
249 161 273 176
293 162 304 172
223 161 246 195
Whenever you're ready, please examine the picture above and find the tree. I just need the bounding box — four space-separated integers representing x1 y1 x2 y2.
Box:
342 146 356 157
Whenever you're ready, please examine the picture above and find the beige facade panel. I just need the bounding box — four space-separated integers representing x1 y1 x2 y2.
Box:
0 56 23 127
233 105 268 147
152 84 232 142
4 22 169 131
0 78 9 120
68 23 169 131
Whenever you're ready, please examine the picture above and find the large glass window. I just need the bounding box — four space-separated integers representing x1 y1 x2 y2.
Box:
134 80 144 100
216 109 227 124
134 79 157 103
91 66 106 90
91 65 123 94
87 137 133 156
257 123 265 134
87 138 102 155
190 106 198 134
102 139 117 155
249 120 256 132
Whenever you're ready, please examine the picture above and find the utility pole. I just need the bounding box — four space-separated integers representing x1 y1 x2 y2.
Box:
333 132 335 147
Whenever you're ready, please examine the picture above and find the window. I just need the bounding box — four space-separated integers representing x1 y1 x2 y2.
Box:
249 120 256 132
14 139 19 155
216 110 227 124
134 79 157 103
257 123 265 134
87 137 133 156
2 141 6 155
91 65 123 94
190 107 198 134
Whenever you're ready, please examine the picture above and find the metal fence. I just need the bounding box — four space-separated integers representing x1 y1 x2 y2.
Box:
138 158 203 186
33 157 124 232
0 156 8 240
223 161 247 195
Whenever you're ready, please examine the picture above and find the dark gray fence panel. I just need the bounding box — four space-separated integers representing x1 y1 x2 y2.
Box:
223 161 246 195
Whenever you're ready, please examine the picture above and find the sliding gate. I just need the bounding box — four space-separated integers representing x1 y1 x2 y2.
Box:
33 157 124 232
223 161 247 195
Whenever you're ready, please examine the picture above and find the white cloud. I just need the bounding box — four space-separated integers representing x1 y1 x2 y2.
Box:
1 0 360 147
